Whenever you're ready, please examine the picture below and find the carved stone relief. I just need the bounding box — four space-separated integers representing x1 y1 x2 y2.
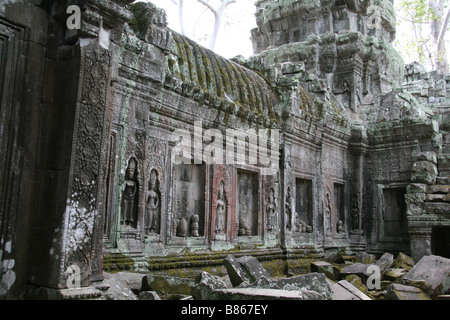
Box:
237 171 258 237
145 169 160 234
215 181 227 235
121 157 139 229
266 188 277 232
173 163 206 237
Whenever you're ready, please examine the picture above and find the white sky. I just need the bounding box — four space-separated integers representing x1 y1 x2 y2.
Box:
137 0 257 59
136 0 449 71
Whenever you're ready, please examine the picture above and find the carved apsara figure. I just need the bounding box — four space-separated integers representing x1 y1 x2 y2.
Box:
145 169 160 234
324 192 332 234
121 158 138 228
285 186 292 231
266 188 277 232
215 181 227 235
351 192 360 232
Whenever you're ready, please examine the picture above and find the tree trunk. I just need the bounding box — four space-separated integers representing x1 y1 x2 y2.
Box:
430 0 449 72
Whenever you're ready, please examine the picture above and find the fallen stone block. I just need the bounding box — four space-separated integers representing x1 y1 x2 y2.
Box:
191 271 227 300
238 255 271 281
276 272 332 300
339 262 371 280
107 271 145 292
393 252 415 271
385 284 430 300
344 275 369 295
402 255 450 298
211 287 327 300
224 255 251 287
327 279 371 300
357 252 377 264
224 255 271 287
384 268 408 282
374 253 395 274
102 273 138 300
241 275 279 290
310 261 338 280
141 274 194 297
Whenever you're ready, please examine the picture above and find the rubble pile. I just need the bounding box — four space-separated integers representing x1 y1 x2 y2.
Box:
98 252 450 300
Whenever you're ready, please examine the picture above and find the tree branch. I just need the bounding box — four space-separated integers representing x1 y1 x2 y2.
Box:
436 7 450 52
198 0 218 16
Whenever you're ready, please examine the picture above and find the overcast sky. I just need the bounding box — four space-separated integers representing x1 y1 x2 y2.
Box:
137 0 450 71
137 0 257 59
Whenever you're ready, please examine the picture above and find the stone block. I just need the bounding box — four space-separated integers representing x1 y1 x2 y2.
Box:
437 177 450 185
394 252 415 271
415 152 437 164
276 273 332 300
374 252 395 274
224 255 271 287
191 271 228 300
411 172 436 185
340 263 371 280
384 268 408 282
212 288 327 300
405 192 426 203
385 284 430 300
108 271 145 292
102 274 138 300
310 261 338 280
327 279 372 300
427 185 450 194
141 275 194 296
407 183 428 194
224 255 252 287
425 194 448 202
357 252 377 264
412 161 438 175
238 256 271 282
344 275 369 295
402 255 450 298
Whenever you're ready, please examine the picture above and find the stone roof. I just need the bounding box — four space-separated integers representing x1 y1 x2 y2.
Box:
164 32 280 123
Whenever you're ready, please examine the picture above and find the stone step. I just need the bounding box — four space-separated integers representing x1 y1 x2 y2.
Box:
438 154 450 176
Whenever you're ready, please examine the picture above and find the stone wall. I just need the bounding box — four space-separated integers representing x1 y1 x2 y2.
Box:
0 0 449 299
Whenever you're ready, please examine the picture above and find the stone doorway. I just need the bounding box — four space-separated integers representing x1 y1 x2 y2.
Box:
431 226 450 258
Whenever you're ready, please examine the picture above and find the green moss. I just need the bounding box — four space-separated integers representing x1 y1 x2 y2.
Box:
345 275 370 294
262 259 287 278
103 254 135 273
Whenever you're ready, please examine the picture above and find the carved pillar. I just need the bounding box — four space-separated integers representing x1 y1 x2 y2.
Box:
31 0 133 290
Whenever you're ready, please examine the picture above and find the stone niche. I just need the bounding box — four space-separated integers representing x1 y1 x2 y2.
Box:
334 183 345 232
295 178 313 233
382 187 409 240
172 163 206 237
237 170 259 237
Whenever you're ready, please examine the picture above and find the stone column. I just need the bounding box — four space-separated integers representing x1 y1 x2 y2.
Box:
28 0 133 294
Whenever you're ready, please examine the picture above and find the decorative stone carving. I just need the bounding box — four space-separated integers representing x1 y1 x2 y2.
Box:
177 217 188 237
337 220 345 234
237 172 258 237
351 192 360 234
215 181 227 235
285 186 292 231
145 169 160 235
121 158 138 229
266 188 277 232
190 215 199 237
324 191 332 235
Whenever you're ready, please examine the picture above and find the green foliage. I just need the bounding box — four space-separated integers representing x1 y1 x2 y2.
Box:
395 0 450 71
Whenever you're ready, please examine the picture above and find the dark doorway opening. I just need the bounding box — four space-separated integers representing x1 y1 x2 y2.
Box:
431 226 450 258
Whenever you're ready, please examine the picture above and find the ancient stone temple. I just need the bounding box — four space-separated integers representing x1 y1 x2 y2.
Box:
0 0 448 299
